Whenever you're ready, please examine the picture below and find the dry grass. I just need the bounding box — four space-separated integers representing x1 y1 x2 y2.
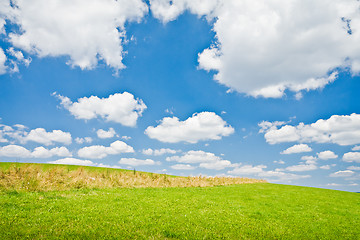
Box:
0 163 267 192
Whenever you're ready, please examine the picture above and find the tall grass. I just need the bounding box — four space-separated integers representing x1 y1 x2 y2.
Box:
0 163 266 192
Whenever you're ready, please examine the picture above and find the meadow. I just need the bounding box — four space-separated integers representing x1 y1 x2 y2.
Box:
0 163 359 239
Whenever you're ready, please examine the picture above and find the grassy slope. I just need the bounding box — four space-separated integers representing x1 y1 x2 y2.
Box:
0 163 359 239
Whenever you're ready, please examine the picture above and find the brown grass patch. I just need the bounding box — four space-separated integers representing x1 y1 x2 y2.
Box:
0 163 267 192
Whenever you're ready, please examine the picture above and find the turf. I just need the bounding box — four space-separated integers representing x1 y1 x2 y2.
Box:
1 183 359 239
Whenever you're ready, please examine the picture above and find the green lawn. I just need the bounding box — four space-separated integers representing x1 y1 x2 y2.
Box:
0 183 359 239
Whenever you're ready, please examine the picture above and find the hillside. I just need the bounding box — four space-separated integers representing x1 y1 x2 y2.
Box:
0 163 359 239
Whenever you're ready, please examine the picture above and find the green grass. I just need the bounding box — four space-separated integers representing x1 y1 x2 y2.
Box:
1 182 359 239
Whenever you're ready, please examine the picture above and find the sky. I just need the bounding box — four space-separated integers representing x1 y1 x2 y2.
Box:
0 0 360 192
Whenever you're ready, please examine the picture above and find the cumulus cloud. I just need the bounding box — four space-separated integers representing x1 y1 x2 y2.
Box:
142 148 179 156
170 164 196 170
97 128 117 139
118 158 159 166
48 158 95 166
151 0 360 98
228 165 267 175
31 146 72 158
285 164 317 172
343 152 360 163
228 164 311 182
352 145 360 151
23 128 72 145
145 112 234 143
262 114 360 146
75 137 93 144
1 124 72 146
0 48 7 74
78 140 134 159
0 145 31 158
280 144 312 154
3 0 148 71
0 144 72 159
317 151 338 160
167 150 233 170
329 170 355 178
55 92 146 127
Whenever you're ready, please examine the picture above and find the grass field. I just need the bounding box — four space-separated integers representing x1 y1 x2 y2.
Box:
0 163 359 239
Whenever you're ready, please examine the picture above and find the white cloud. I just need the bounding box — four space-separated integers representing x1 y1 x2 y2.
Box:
4 0 148 71
31 146 72 158
48 158 94 166
317 150 338 160
285 164 317 172
319 165 331 170
152 0 360 98
170 164 196 170
227 164 311 182
343 152 360 163
262 114 360 146
0 145 31 158
199 160 232 170
0 48 7 74
23 128 72 145
97 128 116 139
347 166 360 171
167 150 233 170
118 158 159 166
145 112 234 143
352 145 360 151
329 170 355 178
280 144 312 154
78 140 134 159
228 165 267 175
301 156 317 165
56 92 146 127
142 148 179 156
257 170 311 182
273 160 285 164
75 137 93 144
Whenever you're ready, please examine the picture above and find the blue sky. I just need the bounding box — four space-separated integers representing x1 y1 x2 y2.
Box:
0 0 360 192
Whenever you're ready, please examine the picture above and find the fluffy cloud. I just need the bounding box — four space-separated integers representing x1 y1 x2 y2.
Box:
48 158 95 166
142 148 179 156
329 170 355 178
343 152 360 163
170 164 196 170
145 112 234 143
167 150 232 170
75 137 92 144
0 145 31 158
228 165 267 175
285 164 317 172
31 146 72 158
0 144 72 159
151 0 360 98
97 128 117 139
78 140 134 159
280 144 312 154
262 114 360 146
56 92 146 127
317 151 338 160
118 158 159 166
3 0 148 71
24 128 72 145
0 125 72 146
352 145 360 151
0 48 7 74
227 164 311 182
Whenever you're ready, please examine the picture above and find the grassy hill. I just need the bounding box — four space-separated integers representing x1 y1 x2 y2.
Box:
0 163 359 239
